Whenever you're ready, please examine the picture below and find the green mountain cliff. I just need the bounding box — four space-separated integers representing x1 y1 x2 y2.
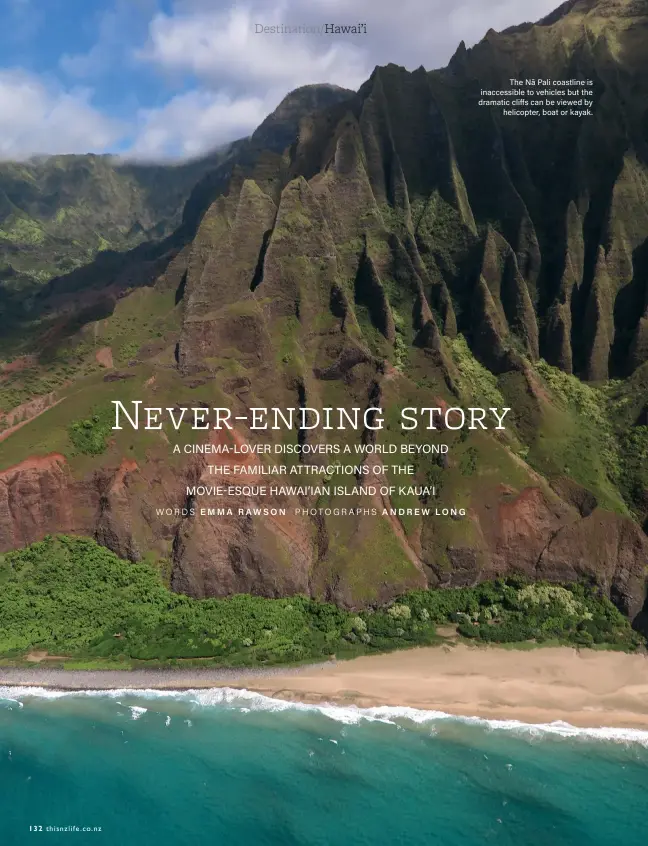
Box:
0 152 231 290
0 2 646 650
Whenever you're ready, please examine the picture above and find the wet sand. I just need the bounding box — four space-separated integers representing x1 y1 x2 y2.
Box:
3 645 648 729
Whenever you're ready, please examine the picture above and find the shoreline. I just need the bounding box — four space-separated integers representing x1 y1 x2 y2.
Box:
3 645 648 731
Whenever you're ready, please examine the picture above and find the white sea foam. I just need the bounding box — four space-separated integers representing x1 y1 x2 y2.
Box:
129 706 147 720
0 695 23 709
1 685 648 747
0 686 69 701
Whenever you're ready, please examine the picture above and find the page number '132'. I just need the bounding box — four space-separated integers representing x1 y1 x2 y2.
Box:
29 827 43 832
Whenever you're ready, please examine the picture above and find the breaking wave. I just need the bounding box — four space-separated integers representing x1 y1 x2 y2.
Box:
1 685 647 746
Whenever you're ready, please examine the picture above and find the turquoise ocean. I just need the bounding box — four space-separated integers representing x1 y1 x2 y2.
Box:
1 686 646 845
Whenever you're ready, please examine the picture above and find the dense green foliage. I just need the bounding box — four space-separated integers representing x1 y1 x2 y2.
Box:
618 426 648 517
68 407 114 455
448 335 506 409
0 536 429 665
535 360 619 480
0 536 640 666
404 580 640 647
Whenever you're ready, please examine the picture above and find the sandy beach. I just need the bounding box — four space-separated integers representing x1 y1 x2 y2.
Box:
3 645 648 730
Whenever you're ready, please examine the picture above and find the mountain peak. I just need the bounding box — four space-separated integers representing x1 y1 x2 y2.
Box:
251 84 355 151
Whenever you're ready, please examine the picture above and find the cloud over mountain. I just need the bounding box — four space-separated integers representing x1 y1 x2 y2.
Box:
0 0 560 160
0 69 121 159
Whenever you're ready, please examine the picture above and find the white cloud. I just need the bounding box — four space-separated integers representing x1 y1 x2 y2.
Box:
140 0 560 87
0 70 122 159
138 5 369 92
0 0 562 161
126 0 560 159
128 88 272 159
283 0 561 70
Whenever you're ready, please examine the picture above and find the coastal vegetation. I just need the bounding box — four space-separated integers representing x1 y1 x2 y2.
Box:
0 536 640 668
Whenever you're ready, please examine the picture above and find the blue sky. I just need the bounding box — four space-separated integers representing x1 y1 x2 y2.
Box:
0 0 559 161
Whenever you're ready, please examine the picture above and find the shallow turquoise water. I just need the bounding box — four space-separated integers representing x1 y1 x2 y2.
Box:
1 687 646 845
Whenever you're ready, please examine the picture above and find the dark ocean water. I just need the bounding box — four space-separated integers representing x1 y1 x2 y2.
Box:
1 686 646 846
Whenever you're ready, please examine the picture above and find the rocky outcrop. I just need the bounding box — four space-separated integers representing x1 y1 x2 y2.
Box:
538 510 648 623
582 248 615 381
477 227 540 362
170 428 314 599
544 201 585 373
0 455 83 549
491 487 574 574
2 446 645 619
179 180 276 372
